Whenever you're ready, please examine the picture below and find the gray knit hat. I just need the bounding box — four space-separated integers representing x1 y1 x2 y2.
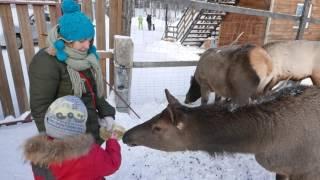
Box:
44 95 88 139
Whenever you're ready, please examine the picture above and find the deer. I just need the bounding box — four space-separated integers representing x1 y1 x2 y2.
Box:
185 40 320 106
123 86 320 180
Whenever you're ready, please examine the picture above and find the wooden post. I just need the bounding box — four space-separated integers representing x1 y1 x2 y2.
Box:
109 0 123 91
82 0 93 21
48 4 59 27
0 47 14 116
109 0 123 47
296 0 312 40
33 5 48 48
113 35 133 113
95 0 107 94
16 4 35 67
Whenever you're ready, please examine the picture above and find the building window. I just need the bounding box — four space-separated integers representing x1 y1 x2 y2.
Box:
293 3 312 29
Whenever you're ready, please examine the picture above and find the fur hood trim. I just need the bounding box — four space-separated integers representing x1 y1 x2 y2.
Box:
23 133 94 166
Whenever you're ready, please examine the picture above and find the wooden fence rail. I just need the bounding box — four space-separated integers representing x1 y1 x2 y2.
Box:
133 61 198 68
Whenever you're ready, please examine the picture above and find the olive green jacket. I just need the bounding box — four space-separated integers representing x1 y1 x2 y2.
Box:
29 49 115 144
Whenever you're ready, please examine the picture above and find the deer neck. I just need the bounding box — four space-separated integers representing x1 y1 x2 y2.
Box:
187 106 276 154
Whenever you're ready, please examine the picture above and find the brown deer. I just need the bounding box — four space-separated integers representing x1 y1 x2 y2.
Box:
123 86 320 180
185 40 320 106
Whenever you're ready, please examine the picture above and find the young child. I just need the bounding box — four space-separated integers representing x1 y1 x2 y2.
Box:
23 96 121 180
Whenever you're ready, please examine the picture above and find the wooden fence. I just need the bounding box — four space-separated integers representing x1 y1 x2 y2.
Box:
2 0 320 117
0 0 123 117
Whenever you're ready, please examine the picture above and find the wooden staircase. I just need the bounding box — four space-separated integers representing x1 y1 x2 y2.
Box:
164 0 236 47
180 9 225 46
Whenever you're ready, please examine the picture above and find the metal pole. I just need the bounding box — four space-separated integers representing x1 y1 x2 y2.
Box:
296 0 312 40
104 80 141 119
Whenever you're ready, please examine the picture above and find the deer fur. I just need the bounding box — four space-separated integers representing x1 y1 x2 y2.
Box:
123 86 320 180
185 40 320 105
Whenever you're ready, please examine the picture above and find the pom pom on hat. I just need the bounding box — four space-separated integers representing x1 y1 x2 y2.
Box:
61 0 80 13
54 39 68 61
88 45 100 60
44 95 88 139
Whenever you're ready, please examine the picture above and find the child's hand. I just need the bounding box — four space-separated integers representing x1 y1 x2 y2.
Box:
110 132 117 139
99 124 126 141
99 127 112 141
111 124 125 140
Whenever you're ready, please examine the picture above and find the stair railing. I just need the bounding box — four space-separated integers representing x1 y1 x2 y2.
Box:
164 7 199 40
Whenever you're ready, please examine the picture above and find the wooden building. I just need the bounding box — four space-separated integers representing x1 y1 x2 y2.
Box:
218 0 320 46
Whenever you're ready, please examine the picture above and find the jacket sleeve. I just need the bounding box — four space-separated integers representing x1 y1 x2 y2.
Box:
93 139 121 177
29 51 60 132
96 97 116 118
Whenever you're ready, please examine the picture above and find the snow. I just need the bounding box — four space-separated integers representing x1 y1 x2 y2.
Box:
0 111 30 124
0 13 276 179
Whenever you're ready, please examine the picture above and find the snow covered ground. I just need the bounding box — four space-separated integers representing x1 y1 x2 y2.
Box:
0 14 276 179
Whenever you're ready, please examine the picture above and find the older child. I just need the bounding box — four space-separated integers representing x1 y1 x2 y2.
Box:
29 0 115 145
23 96 121 180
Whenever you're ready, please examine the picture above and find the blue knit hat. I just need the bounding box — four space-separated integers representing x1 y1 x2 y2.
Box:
54 0 98 61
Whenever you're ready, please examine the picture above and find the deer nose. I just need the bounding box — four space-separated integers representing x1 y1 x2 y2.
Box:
122 132 137 147
122 133 128 143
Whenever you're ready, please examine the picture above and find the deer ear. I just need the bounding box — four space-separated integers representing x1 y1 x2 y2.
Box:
166 102 184 130
165 89 187 126
165 89 180 105
167 105 175 123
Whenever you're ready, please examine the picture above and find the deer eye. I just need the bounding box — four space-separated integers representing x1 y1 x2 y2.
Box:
152 126 162 132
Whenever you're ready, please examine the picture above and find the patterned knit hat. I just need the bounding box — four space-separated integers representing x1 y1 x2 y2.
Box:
44 95 88 139
54 0 98 61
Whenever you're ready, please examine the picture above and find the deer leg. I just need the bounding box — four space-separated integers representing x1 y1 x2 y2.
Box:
311 70 320 86
276 174 289 180
200 85 209 105
214 94 222 104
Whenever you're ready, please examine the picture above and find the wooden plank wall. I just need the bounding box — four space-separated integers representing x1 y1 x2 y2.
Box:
0 4 29 116
218 0 271 46
0 0 122 117
0 1 60 117
266 0 320 42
